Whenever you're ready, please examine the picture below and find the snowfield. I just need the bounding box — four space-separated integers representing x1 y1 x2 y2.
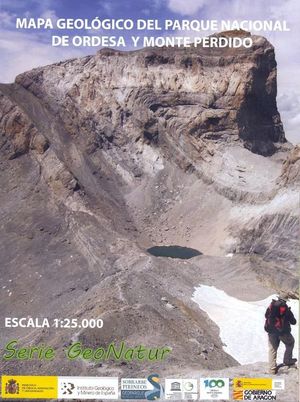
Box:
192 285 299 365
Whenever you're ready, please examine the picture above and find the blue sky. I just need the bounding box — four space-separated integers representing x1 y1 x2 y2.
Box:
0 0 299 143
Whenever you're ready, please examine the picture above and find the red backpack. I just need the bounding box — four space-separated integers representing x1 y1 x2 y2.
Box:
264 300 287 333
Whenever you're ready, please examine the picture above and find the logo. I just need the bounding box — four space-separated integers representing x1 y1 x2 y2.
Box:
233 378 283 400
60 381 75 395
57 377 118 399
183 381 194 392
4 379 19 395
272 379 284 390
1 376 57 399
165 379 198 400
200 378 229 400
170 381 181 391
233 378 283 391
233 390 244 400
121 374 163 400
233 390 277 400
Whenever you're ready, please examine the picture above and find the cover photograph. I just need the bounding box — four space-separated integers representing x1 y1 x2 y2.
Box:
0 0 299 401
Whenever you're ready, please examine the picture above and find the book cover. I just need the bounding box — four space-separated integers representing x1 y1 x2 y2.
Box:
0 1 299 401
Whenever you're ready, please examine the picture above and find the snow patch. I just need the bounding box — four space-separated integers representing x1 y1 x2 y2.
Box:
192 285 299 365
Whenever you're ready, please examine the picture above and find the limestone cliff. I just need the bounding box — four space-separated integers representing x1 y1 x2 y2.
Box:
12 34 285 162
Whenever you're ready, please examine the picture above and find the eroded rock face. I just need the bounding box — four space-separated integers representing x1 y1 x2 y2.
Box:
280 145 300 185
14 34 285 159
0 92 38 159
0 35 298 383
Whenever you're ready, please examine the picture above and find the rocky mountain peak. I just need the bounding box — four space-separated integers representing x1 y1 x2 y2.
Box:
9 33 285 163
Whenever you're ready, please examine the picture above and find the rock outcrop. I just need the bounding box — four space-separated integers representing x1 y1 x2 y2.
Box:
0 34 298 389
280 144 300 185
12 34 285 162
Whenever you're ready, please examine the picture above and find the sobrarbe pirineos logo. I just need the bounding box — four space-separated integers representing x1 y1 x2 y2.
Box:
146 374 163 400
5 379 19 395
121 374 164 400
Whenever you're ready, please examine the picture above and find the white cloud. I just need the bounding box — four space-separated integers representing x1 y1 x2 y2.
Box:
40 9 59 24
278 92 300 145
0 0 28 9
98 0 113 15
0 11 17 28
167 0 209 16
1 0 56 12
0 29 87 83
142 0 163 16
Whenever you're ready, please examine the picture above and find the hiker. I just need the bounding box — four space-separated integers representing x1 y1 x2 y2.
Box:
264 295 297 374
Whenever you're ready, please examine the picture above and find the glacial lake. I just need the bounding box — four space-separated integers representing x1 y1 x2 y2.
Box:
147 245 202 259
